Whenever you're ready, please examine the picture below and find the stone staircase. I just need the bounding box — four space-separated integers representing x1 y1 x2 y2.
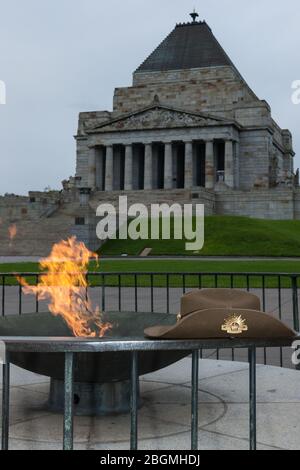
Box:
0 203 76 256
0 188 216 256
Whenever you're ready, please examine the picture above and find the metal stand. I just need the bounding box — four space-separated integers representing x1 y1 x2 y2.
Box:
49 378 135 416
249 346 257 450
130 351 139 450
191 350 199 450
1 353 10 451
63 352 74 451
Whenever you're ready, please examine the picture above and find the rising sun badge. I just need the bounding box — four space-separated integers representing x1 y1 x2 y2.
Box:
221 314 248 335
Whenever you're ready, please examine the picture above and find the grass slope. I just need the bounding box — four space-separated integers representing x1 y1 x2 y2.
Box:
99 216 300 257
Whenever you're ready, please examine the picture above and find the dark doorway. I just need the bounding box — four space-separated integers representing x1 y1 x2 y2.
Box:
96 146 106 191
194 142 206 187
132 144 145 190
173 142 185 189
153 143 165 189
215 141 225 182
113 145 125 190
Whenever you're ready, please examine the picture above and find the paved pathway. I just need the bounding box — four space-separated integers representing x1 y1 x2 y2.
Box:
0 256 41 263
1 255 300 264
1 358 299 450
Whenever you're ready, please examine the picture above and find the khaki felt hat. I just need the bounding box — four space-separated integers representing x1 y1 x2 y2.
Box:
144 308 296 340
178 289 261 321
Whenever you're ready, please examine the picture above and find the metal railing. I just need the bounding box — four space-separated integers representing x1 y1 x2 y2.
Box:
1 271 299 368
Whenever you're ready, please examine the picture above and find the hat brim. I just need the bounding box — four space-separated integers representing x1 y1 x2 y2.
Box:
144 308 296 340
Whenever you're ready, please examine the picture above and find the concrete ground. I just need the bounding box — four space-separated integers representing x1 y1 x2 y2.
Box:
1 358 300 450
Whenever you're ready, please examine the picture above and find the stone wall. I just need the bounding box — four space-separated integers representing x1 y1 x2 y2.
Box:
238 130 271 190
293 189 300 220
233 101 272 128
114 66 258 117
0 195 30 221
0 191 63 222
75 137 90 187
191 189 216 215
215 189 295 220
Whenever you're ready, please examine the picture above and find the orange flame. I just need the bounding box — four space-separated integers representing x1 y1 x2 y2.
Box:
8 224 17 245
18 237 111 337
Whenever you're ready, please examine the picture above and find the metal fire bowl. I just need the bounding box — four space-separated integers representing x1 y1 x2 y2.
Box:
0 312 188 383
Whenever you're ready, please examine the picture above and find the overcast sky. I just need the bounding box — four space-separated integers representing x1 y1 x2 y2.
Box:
0 0 299 195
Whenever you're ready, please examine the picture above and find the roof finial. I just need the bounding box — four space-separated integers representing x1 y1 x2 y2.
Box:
190 8 199 23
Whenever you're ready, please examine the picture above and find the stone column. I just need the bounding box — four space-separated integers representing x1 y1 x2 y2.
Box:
184 141 193 189
205 140 215 189
105 145 113 191
234 141 240 189
144 143 153 190
164 142 173 189
225 140 234 188
88 147 97 189
124 144 133 191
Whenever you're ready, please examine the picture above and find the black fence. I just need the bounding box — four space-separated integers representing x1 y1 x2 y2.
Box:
1 271 299 368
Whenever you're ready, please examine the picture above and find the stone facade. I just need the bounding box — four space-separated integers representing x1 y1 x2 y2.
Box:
74 19 297 218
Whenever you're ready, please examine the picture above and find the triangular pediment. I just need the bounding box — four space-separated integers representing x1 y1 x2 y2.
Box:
87 105 230 133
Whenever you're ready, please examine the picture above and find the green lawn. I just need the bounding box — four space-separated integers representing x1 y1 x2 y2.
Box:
99 216 300 257
1 259 300 288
